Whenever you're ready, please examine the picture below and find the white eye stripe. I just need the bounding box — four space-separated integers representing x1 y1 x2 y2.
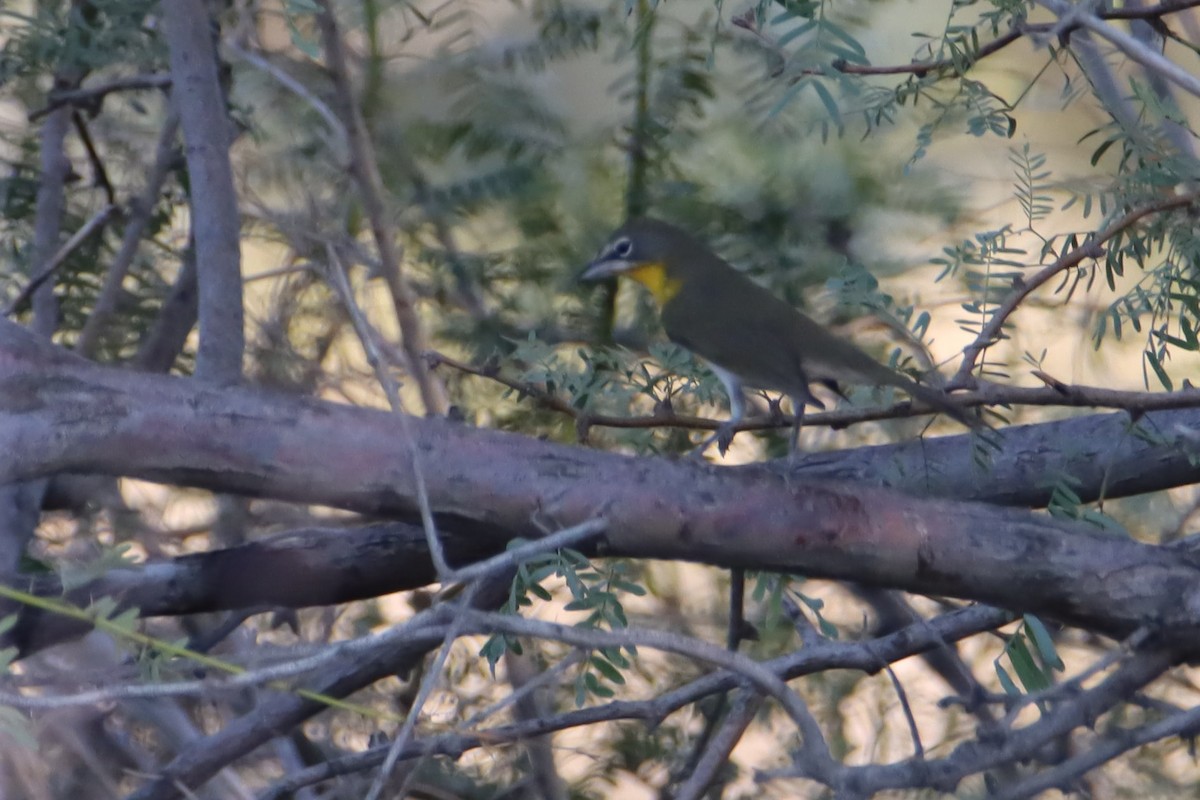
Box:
593 236 635 263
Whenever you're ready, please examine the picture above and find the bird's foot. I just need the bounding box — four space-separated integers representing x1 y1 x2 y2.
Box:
687 422 738 460
767 396 788 425
716 422 738 456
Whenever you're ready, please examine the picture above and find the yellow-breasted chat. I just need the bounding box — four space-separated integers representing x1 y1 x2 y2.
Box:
581 217 979 455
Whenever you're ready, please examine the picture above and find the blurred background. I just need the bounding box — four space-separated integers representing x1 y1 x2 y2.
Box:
3 0 1200 797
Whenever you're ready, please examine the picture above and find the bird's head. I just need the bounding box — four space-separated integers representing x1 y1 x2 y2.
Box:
580 218 691 306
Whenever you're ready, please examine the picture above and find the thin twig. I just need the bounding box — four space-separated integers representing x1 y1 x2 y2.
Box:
731 0 1200 81
257 605 1011 799
458 608 838 781
27 74 172 121
761 647 1179 793
443 517 607 585
1037 0 1200 98
71 111 116 205
1000 625 1153 729
883 660 924 758
674 689 763 800
5 205 118 317
77 109 181 357
364 583 481 800
992 701 1200 800
224 40 347 155
953 191 1200 383
314 0 447 415
429 347 1200 435
325 245 450 579
461 650 586 728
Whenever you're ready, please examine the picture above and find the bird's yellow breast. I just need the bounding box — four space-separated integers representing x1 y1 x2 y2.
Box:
625 261 683 306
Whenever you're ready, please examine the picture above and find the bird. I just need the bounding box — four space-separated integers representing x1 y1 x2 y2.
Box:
580 217 979 455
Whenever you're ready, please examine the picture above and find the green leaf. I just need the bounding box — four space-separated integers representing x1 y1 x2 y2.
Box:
1007 634 1052 693
767 79 809 118
1023 615 1065 671
583 670 614 697
1145 348 1174 391
810 80 844 133
564 595 600 611
591 655 627 684
611 579 647 596
818 19 867 60
776 18 817 48
994 663 1020 697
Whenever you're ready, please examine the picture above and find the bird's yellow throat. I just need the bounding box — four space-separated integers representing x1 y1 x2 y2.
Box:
625 261 682 305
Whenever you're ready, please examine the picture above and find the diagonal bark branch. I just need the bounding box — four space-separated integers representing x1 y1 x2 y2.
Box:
3 321 1200 642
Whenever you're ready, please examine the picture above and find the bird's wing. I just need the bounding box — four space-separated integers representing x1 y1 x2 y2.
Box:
662 279 821 402
664 278 978 425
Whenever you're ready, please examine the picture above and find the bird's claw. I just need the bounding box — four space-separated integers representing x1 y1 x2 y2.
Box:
716 423 737 455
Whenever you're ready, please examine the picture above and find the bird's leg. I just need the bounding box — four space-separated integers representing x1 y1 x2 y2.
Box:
690 365 746 459
786 380 824 458
789 401 805 455
714 387 746 456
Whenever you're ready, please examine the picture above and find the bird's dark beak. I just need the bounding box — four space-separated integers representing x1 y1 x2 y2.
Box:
580 258 633 282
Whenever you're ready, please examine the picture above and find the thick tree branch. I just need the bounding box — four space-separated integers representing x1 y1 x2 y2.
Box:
2 521 501 655
163 0 244 383
3 322 1200 642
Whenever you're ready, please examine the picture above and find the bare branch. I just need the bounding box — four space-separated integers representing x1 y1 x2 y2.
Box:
314 0 447 415
5 326 1200 641
761 646 1180 794
442 517 607 584
325 244 450 578
125 572 515 800
258 605 1013 799
1037 0 1200 99
76 110 181 358
953 192 1200 383
162 0 244 383
4 204 118 319
365 584 483 800
429 347 1200 436
993 700 1200 800
27 74 172 121
675 689 763 800
731 1 1200 81
456 608 837 779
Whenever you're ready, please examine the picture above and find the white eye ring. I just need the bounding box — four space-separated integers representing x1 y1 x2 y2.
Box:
612 237 633 258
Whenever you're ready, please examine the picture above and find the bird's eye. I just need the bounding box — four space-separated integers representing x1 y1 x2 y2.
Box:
612 238 633 258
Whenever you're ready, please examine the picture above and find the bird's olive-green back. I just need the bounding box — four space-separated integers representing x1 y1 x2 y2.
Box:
616 219 909 400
